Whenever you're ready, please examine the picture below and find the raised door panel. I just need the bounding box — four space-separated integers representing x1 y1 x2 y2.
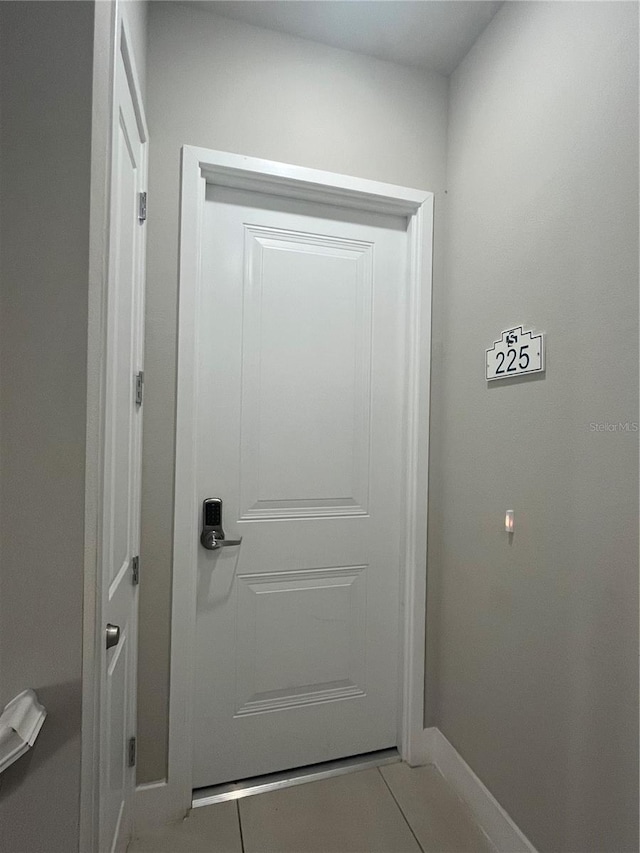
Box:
239 227 372 520
105 626 129 845
234 565 367 716
108 114 136 591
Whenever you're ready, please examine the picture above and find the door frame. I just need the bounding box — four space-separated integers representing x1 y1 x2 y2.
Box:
81 6 148 850
147 146 433 828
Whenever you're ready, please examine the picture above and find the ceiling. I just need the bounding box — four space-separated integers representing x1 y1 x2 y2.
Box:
202 1 503 76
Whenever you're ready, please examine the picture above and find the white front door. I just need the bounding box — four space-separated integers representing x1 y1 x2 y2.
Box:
99 30 147 853
193 185 408 788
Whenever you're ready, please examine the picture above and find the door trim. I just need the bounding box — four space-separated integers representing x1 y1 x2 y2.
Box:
149 146 433 828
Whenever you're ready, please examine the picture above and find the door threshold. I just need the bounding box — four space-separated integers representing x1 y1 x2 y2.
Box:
191 748 400 808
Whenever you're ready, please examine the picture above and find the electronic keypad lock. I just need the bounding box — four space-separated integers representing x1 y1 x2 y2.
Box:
200 498 243 551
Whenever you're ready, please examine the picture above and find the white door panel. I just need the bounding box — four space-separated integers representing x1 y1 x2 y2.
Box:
100 39 146 853
193 186 407 787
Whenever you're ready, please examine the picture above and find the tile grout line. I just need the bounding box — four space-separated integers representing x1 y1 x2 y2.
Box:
236 800 246 853
376 767 426 853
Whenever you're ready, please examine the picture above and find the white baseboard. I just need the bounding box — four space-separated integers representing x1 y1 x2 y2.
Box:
134 780 187 835
404 723 436 767
135 731 536 853
420 727 537 853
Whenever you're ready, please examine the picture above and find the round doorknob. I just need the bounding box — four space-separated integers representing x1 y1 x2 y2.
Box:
106 623 121 650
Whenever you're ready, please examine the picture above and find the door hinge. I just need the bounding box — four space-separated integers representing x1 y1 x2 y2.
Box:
138 191 147 223
128 736 136 767
135 371 144 406
132 555 140 586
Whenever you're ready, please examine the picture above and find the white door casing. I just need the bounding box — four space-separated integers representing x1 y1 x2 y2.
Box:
193 186 408 786
136 149 432 828
99 17 147 853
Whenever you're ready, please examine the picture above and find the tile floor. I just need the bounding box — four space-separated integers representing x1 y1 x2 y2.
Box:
129 763 493 853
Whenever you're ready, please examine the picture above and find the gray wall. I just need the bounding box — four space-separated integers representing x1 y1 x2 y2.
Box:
0 3 95 851
429 2 639 851
139 2 448 783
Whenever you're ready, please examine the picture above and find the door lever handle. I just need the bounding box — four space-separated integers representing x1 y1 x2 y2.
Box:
200 498 242 551
200 531 243 551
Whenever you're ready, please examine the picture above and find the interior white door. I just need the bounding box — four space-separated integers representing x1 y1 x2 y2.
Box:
99 36 146 853
193 185 408 788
